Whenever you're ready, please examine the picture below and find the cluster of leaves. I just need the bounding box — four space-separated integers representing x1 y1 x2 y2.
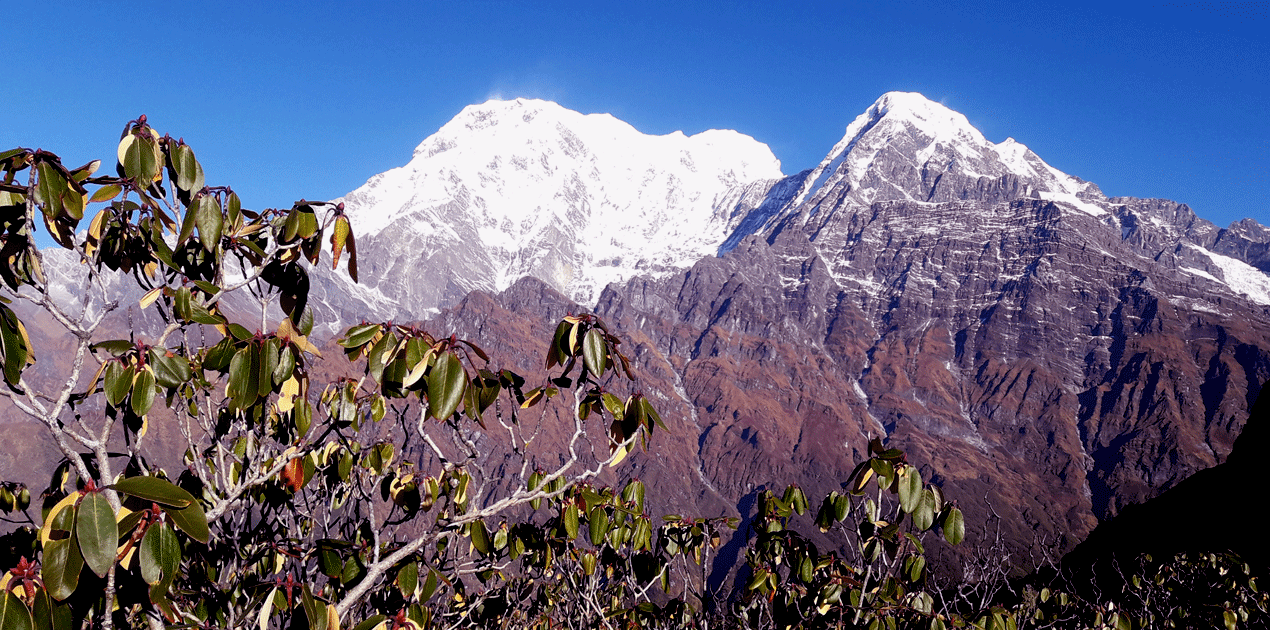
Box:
732 439 964 630
997 551 1270 630
0 117 369 629
0 483 30 515
379 477 732 630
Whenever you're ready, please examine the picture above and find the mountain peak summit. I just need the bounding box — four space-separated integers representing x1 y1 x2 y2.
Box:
321 99 783 323
779 91 1105 215
867 91 987 144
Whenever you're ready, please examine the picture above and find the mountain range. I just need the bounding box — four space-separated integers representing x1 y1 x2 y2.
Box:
305 91 1270 569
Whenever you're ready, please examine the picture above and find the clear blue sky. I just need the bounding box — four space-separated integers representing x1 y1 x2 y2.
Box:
7 1 1267 237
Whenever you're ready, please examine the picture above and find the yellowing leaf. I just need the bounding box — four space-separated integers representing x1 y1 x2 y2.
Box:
116 135 135 169
139 287 162 309
87 208 108 239
402 356 430 388
331 215 350 269
325 604 340 630
609 442 629 468
39 493 78 545
258 587 277 630
277 375 301 414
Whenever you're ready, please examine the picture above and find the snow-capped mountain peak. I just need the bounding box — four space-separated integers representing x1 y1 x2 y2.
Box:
789 91 1102 213
312 98 784 324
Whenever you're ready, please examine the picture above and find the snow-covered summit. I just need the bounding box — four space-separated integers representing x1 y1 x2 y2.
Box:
313 98 784 322
790 91 1102 213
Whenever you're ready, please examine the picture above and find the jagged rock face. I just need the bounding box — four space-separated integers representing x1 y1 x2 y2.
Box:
592 191 1270 558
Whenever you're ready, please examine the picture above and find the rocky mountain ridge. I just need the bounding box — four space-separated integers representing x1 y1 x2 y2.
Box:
303 92 1270 566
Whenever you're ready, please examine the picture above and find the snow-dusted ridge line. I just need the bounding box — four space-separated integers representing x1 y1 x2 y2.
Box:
308 92 1269 321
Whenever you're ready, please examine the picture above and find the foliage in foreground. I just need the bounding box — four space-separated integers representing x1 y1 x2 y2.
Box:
0 120 1264 630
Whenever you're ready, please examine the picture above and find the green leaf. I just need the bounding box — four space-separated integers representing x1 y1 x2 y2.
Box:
0 591 32 630
943 507 965 545
545 320 571 369
226 192 241 226
338 324 381 349
300 585 327 630
396 561 418 598
195 194 223 252
564 504 580 540
297 305 315 336
171 144 204 193
870 459 894 490
470 519 491 556
91 340 133 356
366 330 395 384
163 501 210 544
908 555 926 582
177 198 198 245
0 307 29 388
202 338 237 372
621 479 646 512
34 162 65 220
601 392 625 420
42 501 82 601
130 369 156 416
340 555 364 587
589 507 610 547
273 345 295 387
147 350 192 389
186 297 223 325
318 545 342 579
149 582 178 622
123 134 160 184
474 370 500 413
420 568 439 602
30 587 67 630
259 337 280 392
426 352 466 420
897 466 922 514
112 476 194 508
913 490 935 531
42 525 84 601
295 398 314 437
582 328 606 377
640 397 667 432
224 322 252 341
89 184 121 203
793 555 811 583
102 362 131 407
139 523 181 586
76 492 116 578
353 616 387 630
833 493 850 522
227 345 259 408
117 509 145 539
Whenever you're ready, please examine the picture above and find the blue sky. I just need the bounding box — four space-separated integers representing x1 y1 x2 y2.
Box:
7 1 1268 237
